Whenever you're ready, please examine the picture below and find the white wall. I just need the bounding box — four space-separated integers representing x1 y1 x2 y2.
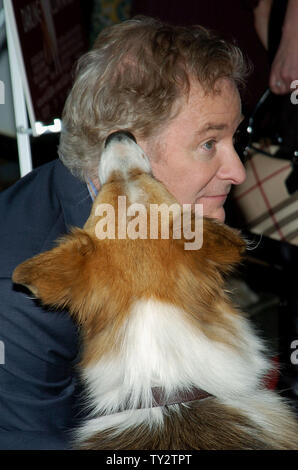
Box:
0 0 16 137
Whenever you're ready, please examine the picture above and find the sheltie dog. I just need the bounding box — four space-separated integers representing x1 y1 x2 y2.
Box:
13 132 298 449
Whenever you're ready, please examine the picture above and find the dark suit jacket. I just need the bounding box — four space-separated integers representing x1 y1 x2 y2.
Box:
0 160 92 449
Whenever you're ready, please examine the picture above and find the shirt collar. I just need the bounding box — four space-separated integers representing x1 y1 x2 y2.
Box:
87 178 99 201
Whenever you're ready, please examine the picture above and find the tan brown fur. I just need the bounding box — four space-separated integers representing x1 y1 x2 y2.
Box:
13 173 245 365
12 164 298 450
78 399 298 450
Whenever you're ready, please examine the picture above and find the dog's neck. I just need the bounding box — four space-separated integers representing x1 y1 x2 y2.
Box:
150 386 213 408
81 298 270 415
102 386 213 414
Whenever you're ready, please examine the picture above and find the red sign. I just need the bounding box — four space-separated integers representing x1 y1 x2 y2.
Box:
10 0 87 126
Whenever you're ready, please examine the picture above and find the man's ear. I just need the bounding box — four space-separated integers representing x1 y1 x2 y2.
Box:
12 229 96 309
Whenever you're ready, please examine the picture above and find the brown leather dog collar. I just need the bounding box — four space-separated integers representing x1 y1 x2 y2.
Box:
106 387 214 415
150 386 214 408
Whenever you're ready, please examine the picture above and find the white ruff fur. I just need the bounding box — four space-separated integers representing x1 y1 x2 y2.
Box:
76 298 272 443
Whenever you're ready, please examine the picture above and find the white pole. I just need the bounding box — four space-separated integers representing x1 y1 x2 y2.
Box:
3 0 32 177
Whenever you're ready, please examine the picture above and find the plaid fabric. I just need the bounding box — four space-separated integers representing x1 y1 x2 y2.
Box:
233 146 298 246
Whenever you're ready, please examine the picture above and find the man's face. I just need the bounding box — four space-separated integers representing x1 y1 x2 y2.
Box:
137 78 246 222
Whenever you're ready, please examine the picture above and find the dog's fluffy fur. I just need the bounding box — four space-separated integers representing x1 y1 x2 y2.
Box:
13 134 298 449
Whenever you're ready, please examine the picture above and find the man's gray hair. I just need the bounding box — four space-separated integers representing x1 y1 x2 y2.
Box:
58 16 249 181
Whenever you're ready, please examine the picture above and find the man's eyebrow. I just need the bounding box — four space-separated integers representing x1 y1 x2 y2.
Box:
200 123 228 133
197 115 245 135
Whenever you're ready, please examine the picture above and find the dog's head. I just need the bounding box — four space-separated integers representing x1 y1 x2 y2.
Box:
12 220 245 329
13 133 245 338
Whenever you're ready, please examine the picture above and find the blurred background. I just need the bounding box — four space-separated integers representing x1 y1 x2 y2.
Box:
0 0 271 191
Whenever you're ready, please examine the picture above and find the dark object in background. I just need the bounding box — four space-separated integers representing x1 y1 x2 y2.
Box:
0 0 93 190
131 0 270 114
267 0 298 156
0 132 61 191
267 0 298 408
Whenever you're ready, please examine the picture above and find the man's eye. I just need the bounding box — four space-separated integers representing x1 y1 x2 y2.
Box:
203 140 216 151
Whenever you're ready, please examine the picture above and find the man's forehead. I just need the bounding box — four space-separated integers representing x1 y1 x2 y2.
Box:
186 76 237 97
183 79 242 126
152 78 241 141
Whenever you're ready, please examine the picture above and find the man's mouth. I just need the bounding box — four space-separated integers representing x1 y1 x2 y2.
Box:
199 194 228 202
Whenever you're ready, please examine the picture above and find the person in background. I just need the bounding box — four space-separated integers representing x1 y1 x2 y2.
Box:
254 0 298 409
254 0 298 95
253 0 298 152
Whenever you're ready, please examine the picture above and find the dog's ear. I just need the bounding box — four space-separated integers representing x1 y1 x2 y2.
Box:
12 229 96 310
201 218 246 270
179 215 245 272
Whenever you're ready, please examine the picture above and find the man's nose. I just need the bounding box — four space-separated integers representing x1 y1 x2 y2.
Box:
218 148 246 185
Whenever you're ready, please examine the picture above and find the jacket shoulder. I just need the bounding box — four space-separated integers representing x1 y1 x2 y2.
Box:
0 160 69 276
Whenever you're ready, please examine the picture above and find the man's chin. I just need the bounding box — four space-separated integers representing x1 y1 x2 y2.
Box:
194 200 226 222
203 206 226 222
